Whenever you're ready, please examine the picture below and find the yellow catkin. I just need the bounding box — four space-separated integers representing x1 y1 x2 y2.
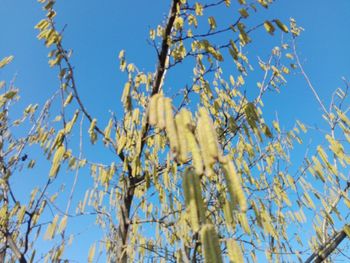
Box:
182 168 205 232
200 143 214 177
244 103 259 129
192 171 206 224
197 121 212 167
238 212 251 234
88 119 97 144
227 239 244 263
197 108 219 177
180 108 193 129
274 19 289 33
63 92 73 107
164 98 179 153
148 94 161 126
49 145 65 177
186 130 203 175
104 119 113 141
198 107 219 159
58 215 68 234
88 243 96 263
201 224 223 263
121 82 131 107
175 113 188 163
156 96 166 129
17 205 26 224
176 108 195 163
221 157 247 212
64 110 79 134
223 198 235 230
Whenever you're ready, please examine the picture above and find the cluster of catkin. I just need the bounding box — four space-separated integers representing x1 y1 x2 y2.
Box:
148 94 219 169
183 168 223 262
148 94 246 209
148 94 248 262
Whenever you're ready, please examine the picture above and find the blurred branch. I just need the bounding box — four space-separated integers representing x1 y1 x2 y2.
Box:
292 38 329 119
304 226 349 263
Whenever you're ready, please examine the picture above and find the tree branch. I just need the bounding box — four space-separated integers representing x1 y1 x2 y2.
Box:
304 226 349 263
152 0 180 95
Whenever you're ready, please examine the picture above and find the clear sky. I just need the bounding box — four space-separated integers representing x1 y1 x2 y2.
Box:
1 0 350 262
1 0 350 125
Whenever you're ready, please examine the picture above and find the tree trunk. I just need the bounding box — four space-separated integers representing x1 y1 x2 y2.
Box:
116 185 135 263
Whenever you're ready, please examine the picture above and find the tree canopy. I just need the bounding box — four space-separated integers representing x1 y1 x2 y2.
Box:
1 0 350 262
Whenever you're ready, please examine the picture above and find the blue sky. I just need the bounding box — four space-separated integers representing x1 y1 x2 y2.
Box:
1 0 349 125
1 0 350 262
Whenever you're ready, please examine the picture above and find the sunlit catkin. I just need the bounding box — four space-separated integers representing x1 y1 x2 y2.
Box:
175 112 188 163
148 94 161 126
227 239 244 263
164 98 179 153
49 145 65 178
201 224 223 263
197 108 219 177
178 108 193 132
182 168 205 232
221 157 247 212
198 107 219 160
186 130 203 175
223 198 235 230
157 96 166 129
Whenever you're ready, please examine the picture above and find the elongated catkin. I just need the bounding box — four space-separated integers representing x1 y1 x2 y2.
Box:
182 168 205 231
148 94 161 126
157 96 166 129
175 112 188 163
164 98 179 152
201 224 223 263
221 156 247 212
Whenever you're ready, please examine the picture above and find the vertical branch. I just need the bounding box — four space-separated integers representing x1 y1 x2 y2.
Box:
151 0 180 95
115 1 180 262
292 39 329 119
65 115 84 215
292 38 342 246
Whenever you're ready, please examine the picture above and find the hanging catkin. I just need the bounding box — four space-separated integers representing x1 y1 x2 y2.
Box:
164 98 179 152
182 168 206 231
221 156 247 212
201 224 223 263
